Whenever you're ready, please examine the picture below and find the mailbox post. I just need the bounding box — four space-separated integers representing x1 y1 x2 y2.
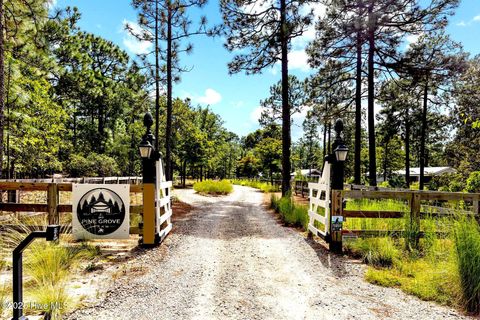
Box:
12 225 60 320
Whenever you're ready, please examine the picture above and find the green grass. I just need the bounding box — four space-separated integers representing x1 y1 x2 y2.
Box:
271 194 309 229
352 236 459 306
0 255 6 318
345 198 408 212
365 255 458 304
193 179 233 195
345 237 400 267
343 199 408 232
453 216 480 313
347 215 480 313
0 220 103 318
231 179 280 192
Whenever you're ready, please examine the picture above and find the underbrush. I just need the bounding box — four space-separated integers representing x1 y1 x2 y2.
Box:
345 237 400 267
0 221 102 319
270 194 308 229
346 215 480 314
193 179 233 195
231 179 279 192
453 216 480 313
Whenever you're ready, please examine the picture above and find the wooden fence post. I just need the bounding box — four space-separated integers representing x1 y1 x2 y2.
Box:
47 183 59 225
330 190 343 253
408 192 421 249
474 199 479 225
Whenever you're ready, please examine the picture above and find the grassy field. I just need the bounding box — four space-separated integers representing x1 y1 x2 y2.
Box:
270 194 309 229
193 180 233 195
231 179 280 193
342 199 480 313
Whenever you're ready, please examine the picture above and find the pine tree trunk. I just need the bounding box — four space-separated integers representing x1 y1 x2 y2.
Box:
327 122 331 154
154 0 160 150
383 141 388 182
419 80 428 191
322 123 326 160
404 107 410 187
0 0 5 179
354 8 362 185
367 4 377 186
6 59 11 178
280 0 291 196
182 159 187 188
165 3 173 181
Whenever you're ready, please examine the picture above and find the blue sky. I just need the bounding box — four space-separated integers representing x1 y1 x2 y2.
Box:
53 0 480 140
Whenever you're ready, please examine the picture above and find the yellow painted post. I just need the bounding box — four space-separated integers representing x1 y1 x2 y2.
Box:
142 183 156 245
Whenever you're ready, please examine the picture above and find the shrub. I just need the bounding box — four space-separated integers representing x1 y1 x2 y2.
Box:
379 181 391 188
453 216 480 313
86 153 120 177
449 180 465 192
271 195 309 230
193 180 233 195
346 237 399 268
67 153 120 177
466 171 480 193
67 154 92 177
231 179 280 192
410 182 419 190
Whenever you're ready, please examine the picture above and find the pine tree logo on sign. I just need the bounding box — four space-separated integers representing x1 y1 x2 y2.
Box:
72 184 130 239
77 189 125 235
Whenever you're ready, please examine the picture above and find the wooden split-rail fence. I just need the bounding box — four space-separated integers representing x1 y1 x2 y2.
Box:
0 180 144 234
0 159 173 246
307 165 480 248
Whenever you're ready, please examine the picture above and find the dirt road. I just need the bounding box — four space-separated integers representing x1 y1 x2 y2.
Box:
68 186 468 320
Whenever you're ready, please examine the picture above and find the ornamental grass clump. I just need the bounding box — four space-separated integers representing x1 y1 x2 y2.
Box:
193 179 233 195
453 216 480 313
270 194 309 230
0 219 102 318
347 237 399 268
231 179 279 192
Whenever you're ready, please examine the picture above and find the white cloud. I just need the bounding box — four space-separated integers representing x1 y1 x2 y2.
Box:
250 105 264 123
292 3 326 49
47 0 57 9
292 105 309 121
288 50 311 72
269 66 279 75
122 19 153 55
197 88 222 105
405 33 422 49
455 15 480 27
406 34 420 44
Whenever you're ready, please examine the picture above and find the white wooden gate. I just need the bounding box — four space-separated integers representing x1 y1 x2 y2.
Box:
155 157 173 242
307 161 331 238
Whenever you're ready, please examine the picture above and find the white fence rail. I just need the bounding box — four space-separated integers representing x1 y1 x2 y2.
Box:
155 158 173 242
308 162 331 238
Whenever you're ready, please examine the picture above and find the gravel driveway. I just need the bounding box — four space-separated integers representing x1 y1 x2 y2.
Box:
68 186 469 320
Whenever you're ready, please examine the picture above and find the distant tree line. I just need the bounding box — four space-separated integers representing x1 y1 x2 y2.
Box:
0 0 478 193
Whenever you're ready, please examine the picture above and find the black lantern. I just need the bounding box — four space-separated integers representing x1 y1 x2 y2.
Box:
334 143 349 162
139 138 153 159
